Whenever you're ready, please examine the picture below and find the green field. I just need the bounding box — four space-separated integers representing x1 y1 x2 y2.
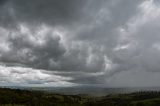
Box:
0 88 160 106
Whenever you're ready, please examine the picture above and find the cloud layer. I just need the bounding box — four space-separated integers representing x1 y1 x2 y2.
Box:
0 65 75 87
0 0 160 87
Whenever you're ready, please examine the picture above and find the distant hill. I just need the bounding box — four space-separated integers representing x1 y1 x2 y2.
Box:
0 87 160 106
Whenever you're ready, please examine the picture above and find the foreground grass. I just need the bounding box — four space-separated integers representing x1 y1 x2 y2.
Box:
0 88 160 106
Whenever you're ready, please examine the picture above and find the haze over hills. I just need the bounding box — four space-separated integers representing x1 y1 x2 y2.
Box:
1 85 160 96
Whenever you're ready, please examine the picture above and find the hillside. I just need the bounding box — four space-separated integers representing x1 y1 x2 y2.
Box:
0 88 160 106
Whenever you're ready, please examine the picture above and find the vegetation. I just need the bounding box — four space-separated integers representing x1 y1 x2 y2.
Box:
0 88 160 106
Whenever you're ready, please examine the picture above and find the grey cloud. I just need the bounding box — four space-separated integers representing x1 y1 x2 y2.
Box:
0 0 87 28
0 0 7 5
1 0 160 87
74 0 142 40
0 25 66 70
0 65 75 86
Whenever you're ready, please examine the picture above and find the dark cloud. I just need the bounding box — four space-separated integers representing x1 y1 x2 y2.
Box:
0 0 87 27
0 25 66 70
0 0 160 87
0 0 7 5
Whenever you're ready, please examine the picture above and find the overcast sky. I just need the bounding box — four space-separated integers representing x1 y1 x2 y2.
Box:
0 0 160 87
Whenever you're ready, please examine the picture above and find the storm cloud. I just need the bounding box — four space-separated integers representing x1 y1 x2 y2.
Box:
0 0 160 87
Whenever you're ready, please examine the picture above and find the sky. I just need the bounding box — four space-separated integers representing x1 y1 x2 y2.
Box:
0 0 160 87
